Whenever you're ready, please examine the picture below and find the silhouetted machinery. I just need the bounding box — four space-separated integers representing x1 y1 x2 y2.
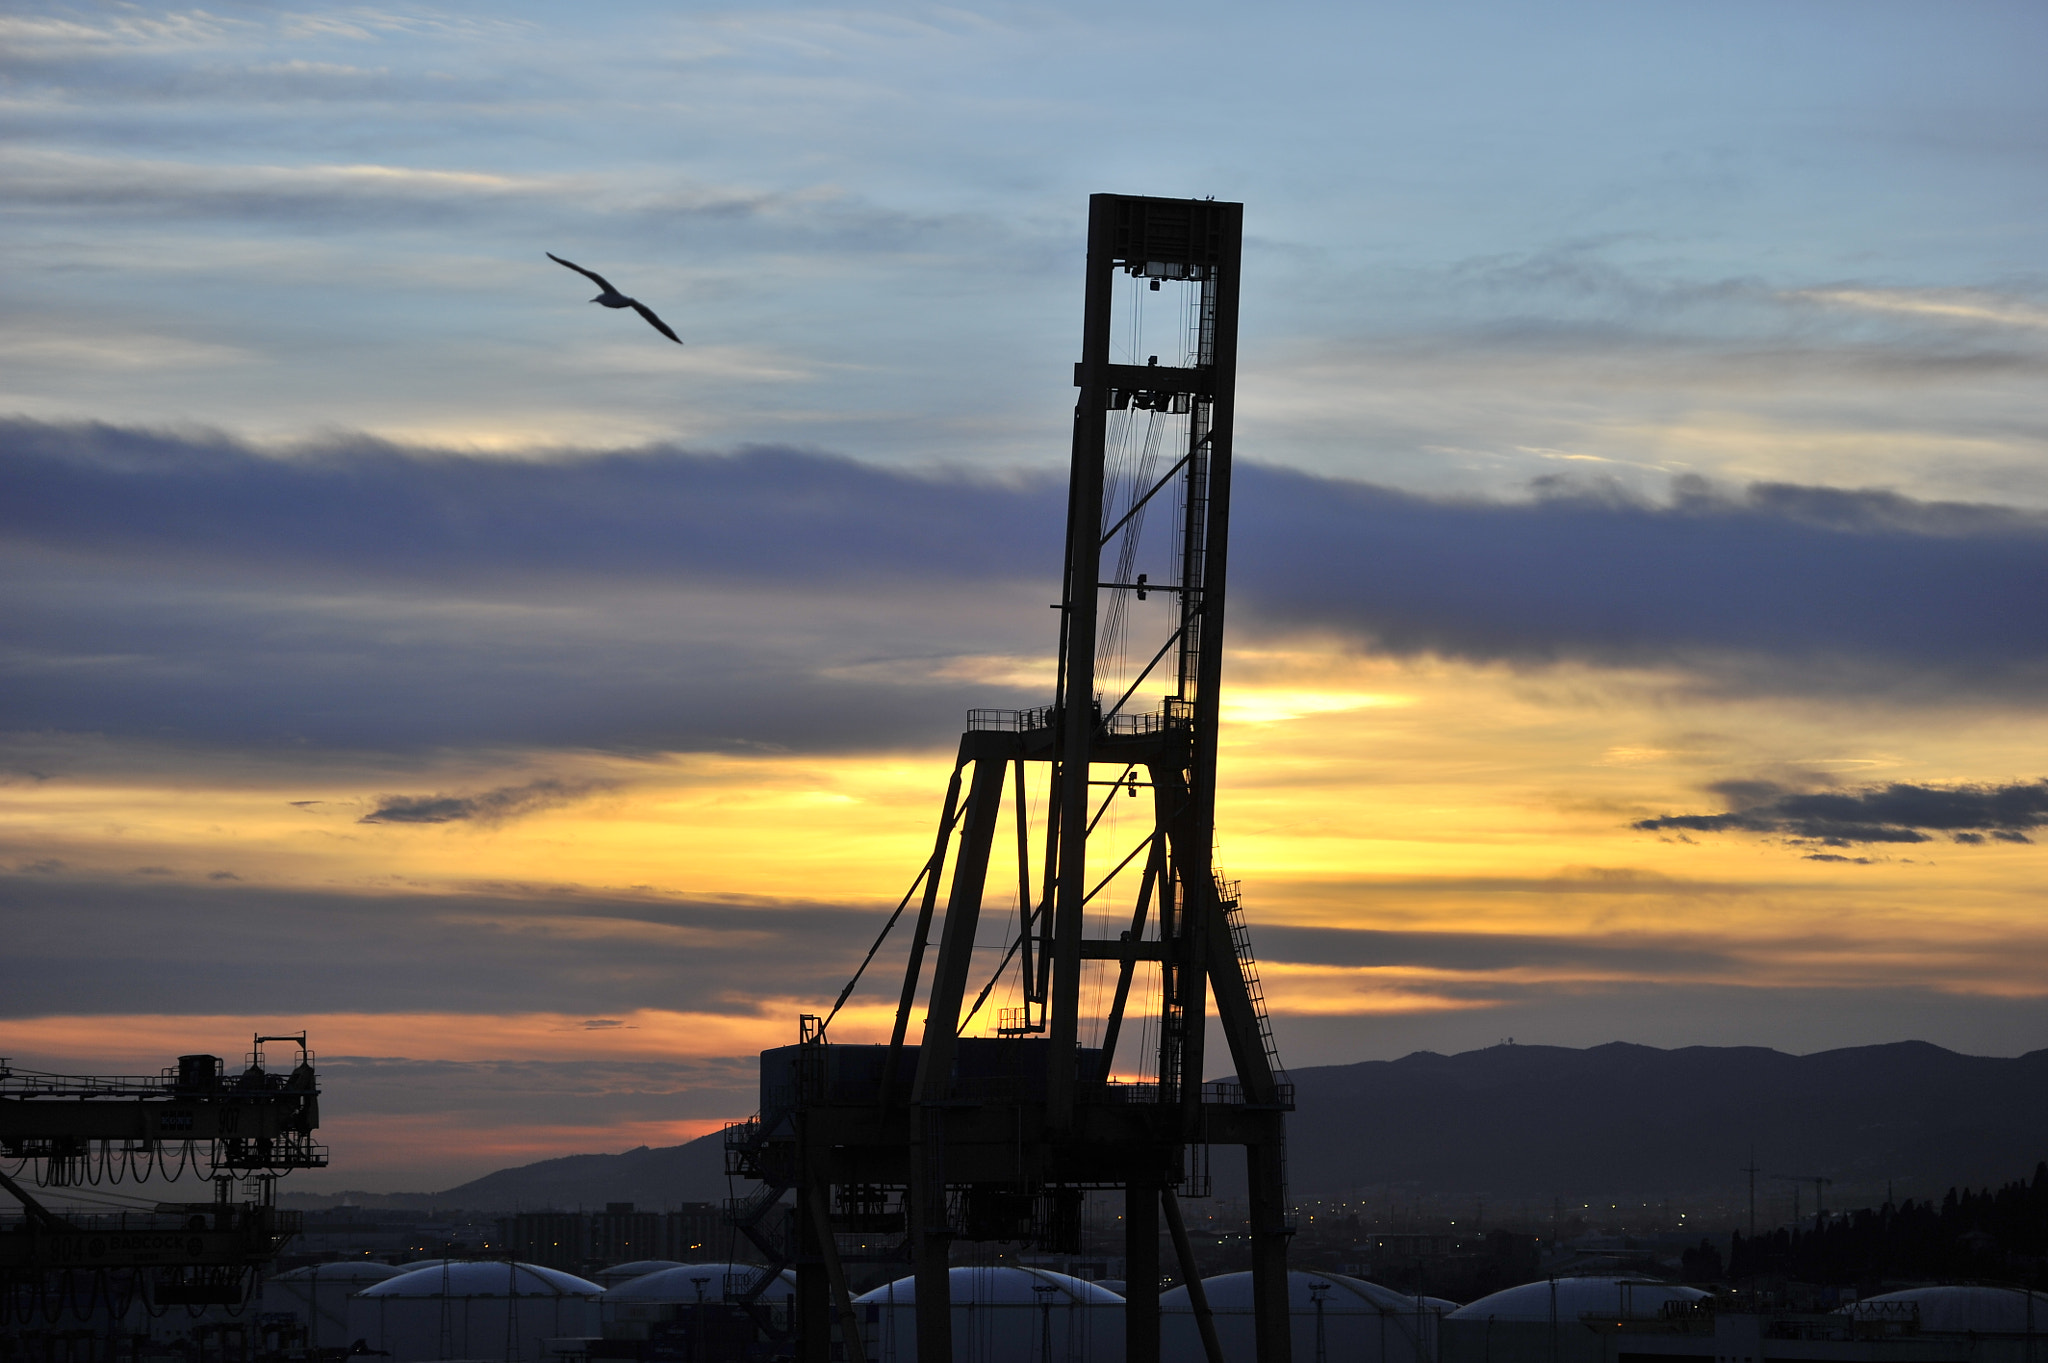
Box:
726 195 1295 1363
0 1033 325 1311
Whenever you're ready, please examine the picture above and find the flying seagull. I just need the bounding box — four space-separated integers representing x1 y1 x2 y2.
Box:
546 252 682 344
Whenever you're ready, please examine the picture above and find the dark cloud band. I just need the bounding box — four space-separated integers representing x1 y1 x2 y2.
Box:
0 878 877 1020
9 419 2048 755
1236 466 2048 676
1635 778 2048 846
0 419 1061 588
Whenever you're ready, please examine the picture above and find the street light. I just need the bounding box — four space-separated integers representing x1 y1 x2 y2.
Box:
690 1274 713 1363
1034 1281 1061 1363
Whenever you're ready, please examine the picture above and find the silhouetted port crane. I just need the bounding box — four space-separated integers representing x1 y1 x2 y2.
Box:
725 194 1295 1363
0 1034 325 1307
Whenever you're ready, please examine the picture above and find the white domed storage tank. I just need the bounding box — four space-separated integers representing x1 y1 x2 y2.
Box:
854 1266 1124 1363
592 1258 688 1288
1842 1286 2048 1334
1441 1277 1709 1363
600 1263 795 1342
258 1262 409 1349
1162 1270 1442 1363
1449 1277 1708 1322
344 1261 603 1362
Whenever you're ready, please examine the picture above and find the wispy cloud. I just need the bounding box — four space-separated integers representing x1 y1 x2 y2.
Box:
0 148 572 221
0 330 253 371
1788 288 2048 330
361 779 607 825
0 11 248 56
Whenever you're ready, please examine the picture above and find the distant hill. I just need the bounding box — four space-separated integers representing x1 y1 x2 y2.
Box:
281 1134 731 1213
284 1042 2048 1213
433 1136 732 1211
1275 1040 2048 1201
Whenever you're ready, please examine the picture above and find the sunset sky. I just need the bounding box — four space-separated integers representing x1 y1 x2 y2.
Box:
5 0 2048 1193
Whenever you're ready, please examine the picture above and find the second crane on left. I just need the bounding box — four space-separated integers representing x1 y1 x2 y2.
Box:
0 1032 327 1315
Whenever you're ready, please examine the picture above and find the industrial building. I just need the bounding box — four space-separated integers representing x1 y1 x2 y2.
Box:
496 1202 723 1273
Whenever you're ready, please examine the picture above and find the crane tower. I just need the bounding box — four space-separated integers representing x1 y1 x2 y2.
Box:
727 193 1293 1363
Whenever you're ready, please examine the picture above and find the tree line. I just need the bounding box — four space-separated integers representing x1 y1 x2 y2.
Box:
1723 1162 2048 1287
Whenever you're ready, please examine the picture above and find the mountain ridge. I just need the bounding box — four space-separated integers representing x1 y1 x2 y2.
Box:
282 1040 2048 1212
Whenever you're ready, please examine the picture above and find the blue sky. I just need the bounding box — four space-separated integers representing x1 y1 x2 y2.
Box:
8 1 2048 1190
6 2 2045 490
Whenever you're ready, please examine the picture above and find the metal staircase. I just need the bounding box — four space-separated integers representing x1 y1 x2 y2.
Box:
1217 876 1288 1090
722 1106 797 1312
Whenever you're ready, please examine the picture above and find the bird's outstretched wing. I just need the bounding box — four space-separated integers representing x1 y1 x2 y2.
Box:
631 300 683 344
547 252 617 294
